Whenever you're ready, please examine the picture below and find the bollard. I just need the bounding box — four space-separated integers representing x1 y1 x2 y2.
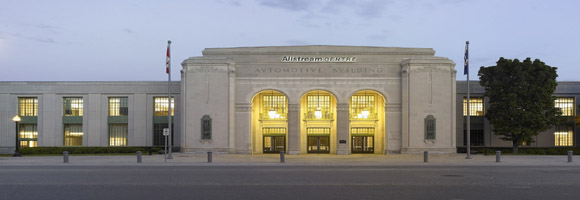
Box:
280 151 285 163
568 151 573 163
63 151 69 163
496 151 501 163
207 152 212 163
424 151 428 163
137 151 142 163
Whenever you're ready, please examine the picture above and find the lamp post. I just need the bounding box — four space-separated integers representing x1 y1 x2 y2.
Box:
12 115 22 157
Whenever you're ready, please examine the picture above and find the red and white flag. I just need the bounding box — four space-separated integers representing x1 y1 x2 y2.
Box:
166 43 170 74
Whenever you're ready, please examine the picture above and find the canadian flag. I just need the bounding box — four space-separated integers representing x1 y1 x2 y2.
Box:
166 44 170 74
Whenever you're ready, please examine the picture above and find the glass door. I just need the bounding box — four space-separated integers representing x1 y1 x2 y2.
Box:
352 136 374 153
264 136 285 153
308 136 330 153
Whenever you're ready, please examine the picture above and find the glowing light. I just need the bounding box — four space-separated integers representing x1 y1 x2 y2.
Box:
268 109 277 119
361 110 370 119
315 107 322 119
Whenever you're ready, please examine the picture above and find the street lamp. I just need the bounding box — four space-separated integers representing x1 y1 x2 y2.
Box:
12 115 22 157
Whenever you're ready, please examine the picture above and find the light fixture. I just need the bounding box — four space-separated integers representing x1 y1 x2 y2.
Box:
12 115 21 122
268 90 277 119
315 90 322 119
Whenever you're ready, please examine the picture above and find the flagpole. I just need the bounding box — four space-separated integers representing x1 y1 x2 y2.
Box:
465 41 471 159
167 40 173 159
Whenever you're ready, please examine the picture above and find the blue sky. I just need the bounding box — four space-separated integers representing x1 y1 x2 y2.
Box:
1 0 578 81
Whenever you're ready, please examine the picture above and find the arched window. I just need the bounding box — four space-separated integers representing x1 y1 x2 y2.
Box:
425 115 436 140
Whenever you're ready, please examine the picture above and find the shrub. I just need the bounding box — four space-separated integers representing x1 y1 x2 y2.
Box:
19 147 164 155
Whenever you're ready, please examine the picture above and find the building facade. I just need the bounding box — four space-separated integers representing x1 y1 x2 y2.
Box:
457 81 580 148
1 45 576 155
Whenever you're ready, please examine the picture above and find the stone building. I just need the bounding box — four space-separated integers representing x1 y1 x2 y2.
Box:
9 45 576 155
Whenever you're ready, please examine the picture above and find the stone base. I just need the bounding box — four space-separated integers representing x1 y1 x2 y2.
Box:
336 150 350 155
401 148 455 154
288 150 301 155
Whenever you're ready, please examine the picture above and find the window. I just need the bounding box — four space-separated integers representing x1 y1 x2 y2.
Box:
463 130 484 146
153 123 174 146
19 124 38 147
307 128 330 135
425 115 436 140
263 127 286 135
351 95 376 119
307 95 331 120
555 125 573 146
351 127 375 135
64 124 83 146
63 97 83 116
154 97 174 116
463 97 484 116
109 124 128 146
555 97 575 116
262 94 286 119
19 97 38 116
109 97 128 116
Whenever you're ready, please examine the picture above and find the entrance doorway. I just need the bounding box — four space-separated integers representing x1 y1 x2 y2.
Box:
352 136 374 153
307 136 330 153
263 136 285 153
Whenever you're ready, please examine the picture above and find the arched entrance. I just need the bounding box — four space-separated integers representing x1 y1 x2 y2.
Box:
349 90 386 154
251 90 288 154
300 90 337 154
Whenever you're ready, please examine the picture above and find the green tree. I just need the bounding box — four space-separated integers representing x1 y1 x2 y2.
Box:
478 57 561 153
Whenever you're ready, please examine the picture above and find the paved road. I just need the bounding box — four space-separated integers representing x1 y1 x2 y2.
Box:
1 165 578 200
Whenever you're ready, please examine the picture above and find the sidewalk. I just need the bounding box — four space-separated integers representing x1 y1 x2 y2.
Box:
1 153 579 167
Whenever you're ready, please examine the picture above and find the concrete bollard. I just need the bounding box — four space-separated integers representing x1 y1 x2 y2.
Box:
280 151 285 163
496 151 501 163
568 151 573 163
137 151 142 163
63 151 69 163
424 151 428 163
207 152 212 163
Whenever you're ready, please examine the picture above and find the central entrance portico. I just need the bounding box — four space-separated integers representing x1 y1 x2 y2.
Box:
180 45 457 155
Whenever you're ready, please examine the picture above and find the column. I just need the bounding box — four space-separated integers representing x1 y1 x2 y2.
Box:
287 104 300 155
336 103 350 155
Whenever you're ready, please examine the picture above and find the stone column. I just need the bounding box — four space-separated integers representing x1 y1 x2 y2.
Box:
287 104 301 155
336 103 350 155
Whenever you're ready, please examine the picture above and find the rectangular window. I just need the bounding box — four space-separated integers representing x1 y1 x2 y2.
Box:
19 124 38 147
63 97 83 116
153 123 174 146
425 115 436 140
351 95 375 119
555 97 575 116
351 127 375 135
307 95 331 119
463 97 484 116
19 97 38 116
154 97 175 116
109 97 128 116
262 95 286 119
307 128 330 135
463 130 484 146
263 127 286 135
109 124 128 146
64 124 83 146
555 125 573 146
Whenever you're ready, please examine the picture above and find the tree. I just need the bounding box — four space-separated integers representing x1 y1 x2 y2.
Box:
478 57 561 153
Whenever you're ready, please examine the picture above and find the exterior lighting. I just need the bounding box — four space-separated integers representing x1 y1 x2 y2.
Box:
315 107 322 119
361 110 370 119
12 115 22 157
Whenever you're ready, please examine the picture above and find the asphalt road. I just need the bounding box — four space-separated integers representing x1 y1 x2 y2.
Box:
0 165 578 200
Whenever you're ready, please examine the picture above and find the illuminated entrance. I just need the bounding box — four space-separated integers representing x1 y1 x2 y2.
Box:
251 90 288 154
349 90 385 154
301 90 337 154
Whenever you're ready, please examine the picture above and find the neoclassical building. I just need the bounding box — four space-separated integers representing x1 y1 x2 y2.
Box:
181 46 457 154
0 45 459 154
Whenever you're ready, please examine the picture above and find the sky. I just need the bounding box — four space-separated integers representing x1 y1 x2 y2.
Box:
1 0 578 81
